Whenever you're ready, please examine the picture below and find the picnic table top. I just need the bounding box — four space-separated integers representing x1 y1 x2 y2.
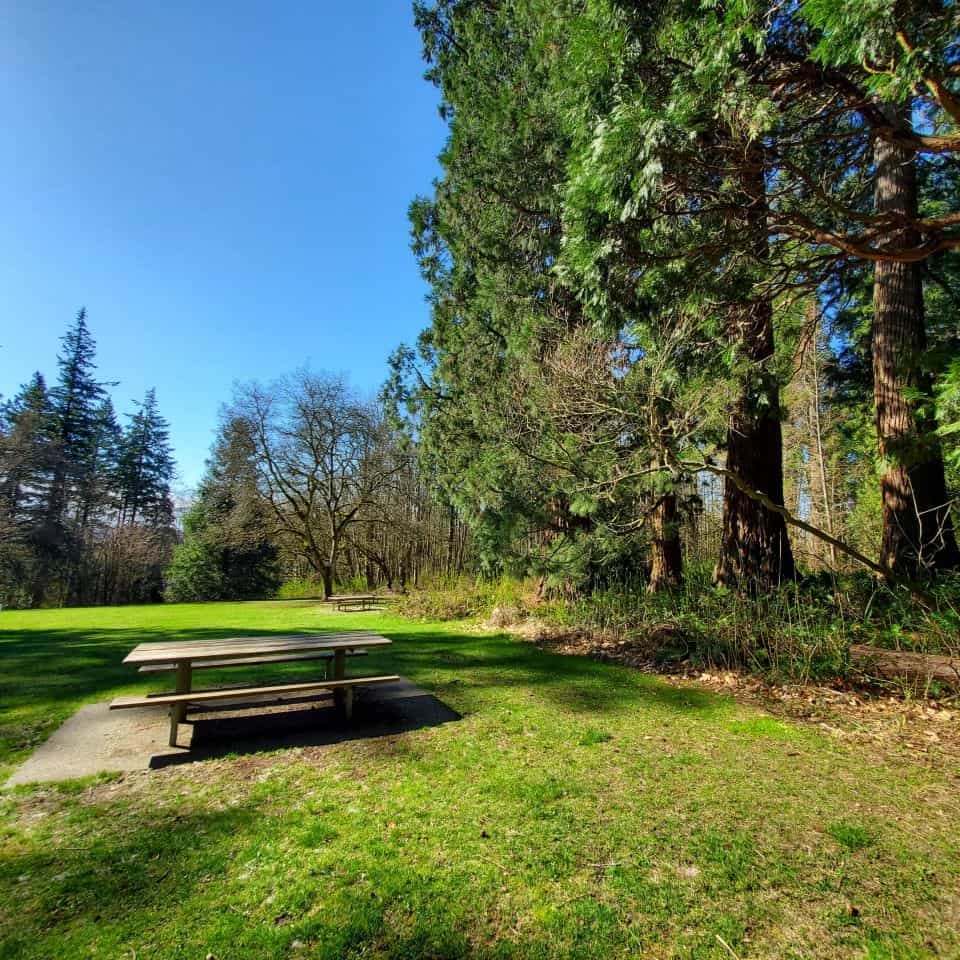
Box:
322 594 385 602
122 632 391 666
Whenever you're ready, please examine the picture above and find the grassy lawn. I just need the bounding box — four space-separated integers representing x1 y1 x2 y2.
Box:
1 603 958 959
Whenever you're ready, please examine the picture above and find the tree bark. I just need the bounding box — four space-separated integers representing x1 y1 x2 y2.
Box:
714 146 795 590
808 314 838 569
872 106 960 575
321 563 334 600
648 492 683 592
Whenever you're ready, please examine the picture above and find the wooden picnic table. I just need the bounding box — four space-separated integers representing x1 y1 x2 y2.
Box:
322 594 388 612
110 632 397 748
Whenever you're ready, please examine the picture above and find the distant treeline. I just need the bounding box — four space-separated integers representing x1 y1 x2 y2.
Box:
0 310 175 607
165 369 471 602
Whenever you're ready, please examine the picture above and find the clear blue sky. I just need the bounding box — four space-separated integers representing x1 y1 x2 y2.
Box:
0 1 445 487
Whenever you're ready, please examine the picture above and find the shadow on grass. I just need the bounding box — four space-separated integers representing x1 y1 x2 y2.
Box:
0 789 569 960
0 618 728 766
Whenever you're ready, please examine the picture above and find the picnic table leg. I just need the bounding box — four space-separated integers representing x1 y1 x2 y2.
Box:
333 649 346 715
169 660 191 747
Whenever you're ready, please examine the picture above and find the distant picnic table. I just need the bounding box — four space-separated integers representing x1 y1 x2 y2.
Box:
110 632 397 747
321 594 388 612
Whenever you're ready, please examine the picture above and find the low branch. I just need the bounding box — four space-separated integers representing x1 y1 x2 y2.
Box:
671 457 932 603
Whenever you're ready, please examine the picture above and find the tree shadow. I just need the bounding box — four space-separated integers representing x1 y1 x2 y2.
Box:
1 616 730 769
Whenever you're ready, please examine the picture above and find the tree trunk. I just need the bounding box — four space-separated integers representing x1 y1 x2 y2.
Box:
648 493 682 592
809 320 838 569
714 146 795 590
872 106 959 575
321 564 334 600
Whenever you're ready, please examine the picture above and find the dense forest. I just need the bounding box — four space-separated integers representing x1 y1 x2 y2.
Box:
0 310 176 606
384 0 960 599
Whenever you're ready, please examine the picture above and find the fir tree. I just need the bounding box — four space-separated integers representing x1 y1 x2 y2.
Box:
0 373 56 605
117 388 174 527
165 416 278 601
46 308 107 529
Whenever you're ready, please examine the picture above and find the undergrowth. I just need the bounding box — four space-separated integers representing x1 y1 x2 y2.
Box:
393 570 960 685
391 576 529 621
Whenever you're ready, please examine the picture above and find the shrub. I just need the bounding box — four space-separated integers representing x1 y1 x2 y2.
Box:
164 540 225 602
392 577 529 622
276 578 326 600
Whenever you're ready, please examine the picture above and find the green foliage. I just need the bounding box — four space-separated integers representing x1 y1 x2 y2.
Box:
164 416 279 603
392 576 528 622
578 728 613 746
398 570 960 684
275 578 326 600
162 535 225 603
936 358 960 470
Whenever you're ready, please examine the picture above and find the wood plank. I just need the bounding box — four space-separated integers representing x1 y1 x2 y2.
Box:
336 597 385 610
169 661 191 747
123 632 387 656
137 650 369 673
124 631 386 652
333 647 346 711
321 595 383 603
122 633 390 665
110 674 401 709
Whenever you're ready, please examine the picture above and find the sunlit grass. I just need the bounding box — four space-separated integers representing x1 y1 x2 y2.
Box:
0 602 958 958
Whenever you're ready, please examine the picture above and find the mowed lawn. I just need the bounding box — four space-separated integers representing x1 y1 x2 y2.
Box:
0 604 958 960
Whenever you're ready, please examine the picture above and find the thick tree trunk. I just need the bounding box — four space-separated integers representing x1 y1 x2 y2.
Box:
872 108 959 575
321 564 334 600
648 492 682 592
714 147 795 590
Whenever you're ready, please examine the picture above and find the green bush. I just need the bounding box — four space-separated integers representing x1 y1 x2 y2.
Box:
163 540 225 602
275 578 326 600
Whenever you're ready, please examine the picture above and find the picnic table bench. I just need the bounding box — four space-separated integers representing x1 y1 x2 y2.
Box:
110 632 397 747
322 594 388 612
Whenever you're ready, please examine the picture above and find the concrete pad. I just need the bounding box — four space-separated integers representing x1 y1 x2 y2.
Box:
5 703 189 787
4 678 459 787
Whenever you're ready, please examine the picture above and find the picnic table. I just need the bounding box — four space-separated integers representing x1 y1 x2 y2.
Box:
322 594 388 612
110 632 398 747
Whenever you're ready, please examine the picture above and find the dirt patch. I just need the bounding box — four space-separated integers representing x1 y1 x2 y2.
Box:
509 619 960 767
666 670 960 766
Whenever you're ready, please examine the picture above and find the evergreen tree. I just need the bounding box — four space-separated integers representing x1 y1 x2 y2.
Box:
753 0 960 575
46 308 107 531
553 0 804 590
0 374 56 605
0 314 181 606
0 373 55 527
165 416 278 601
76 395 122 530
117 388 174 527
404 0 646 591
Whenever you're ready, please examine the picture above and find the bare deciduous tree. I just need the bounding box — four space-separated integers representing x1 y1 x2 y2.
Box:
231 371 404 598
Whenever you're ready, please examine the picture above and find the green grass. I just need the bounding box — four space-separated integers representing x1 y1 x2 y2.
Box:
1 602 958 959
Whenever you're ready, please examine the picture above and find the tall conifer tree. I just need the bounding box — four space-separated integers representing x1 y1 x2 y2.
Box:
117 388 174 527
